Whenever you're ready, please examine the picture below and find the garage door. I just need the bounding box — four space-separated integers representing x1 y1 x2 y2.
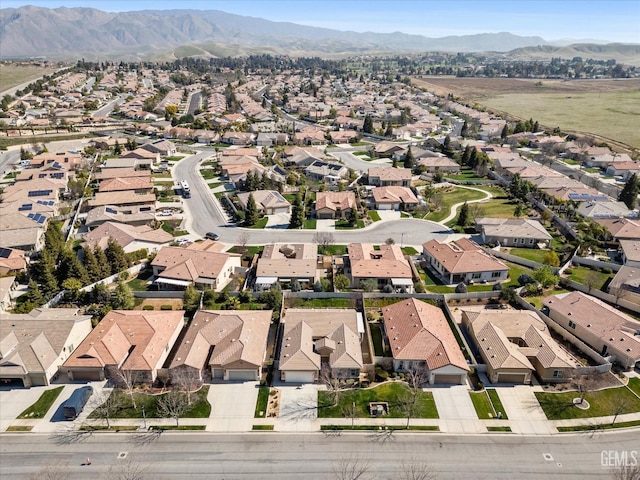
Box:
0 377 25 388
432 374 462 384
212 368 224 379
72 370 102 381
283 371 315 383
227 370 257 381
497 373 527 384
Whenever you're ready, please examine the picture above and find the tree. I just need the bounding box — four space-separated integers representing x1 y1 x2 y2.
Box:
441 135 455 158
91 282 111 304
83 247 102 283
404 146 415 169
57 249 89 286
501 124 509 140
360 279 376 292
610 464 640 480
347 207 358 227
456 202 470 228
332 455 371 480
619 173 639 209
455 283 467 293
543 250 560 267
183 285 200 315
91 389 123 429
362 114 374 134
320 364 346 406
584 270 601 293
533 266 559 288
26 279 44 306
313 231 335 254
245 193 259 226
93 246 112 279
104 456 148 480
105 238 130 275
518 273 535 286
385 237 395 245
112 279 134 310
61 278 83 301
157 389 188 426
115 370 141 409
288 193 305 229
499 286 518 304
114 140 122 156
30 250 58 299
513 202 526 218
172 368 202 406
540 209 552 225
28 462 70 480
334 274 350 292
401 458 437 480
461 120 469 138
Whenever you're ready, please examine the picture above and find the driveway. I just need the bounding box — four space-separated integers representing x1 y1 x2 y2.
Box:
430 385 485 433
206 381 260 432
315 219 335 232
0 384 47 431
493 385 554 435
266 213 291 228
276 382 321 432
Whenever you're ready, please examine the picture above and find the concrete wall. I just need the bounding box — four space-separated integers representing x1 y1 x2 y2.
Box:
572 256 622 272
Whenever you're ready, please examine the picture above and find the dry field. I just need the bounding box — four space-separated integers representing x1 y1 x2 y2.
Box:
0 64 60 94
413 77 640 151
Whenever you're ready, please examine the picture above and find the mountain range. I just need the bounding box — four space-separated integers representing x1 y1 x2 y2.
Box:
0 6 635 62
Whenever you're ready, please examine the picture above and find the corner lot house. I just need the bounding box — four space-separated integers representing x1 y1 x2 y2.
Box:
151 240 241 291
371 186 418 211
544 292 640 370
237 190 291 215
63 310 184 383
169 309 272 381
279 308 364 383
422 238 508 284
83 221 173 253
255 243 318 290
476 218 552 247
462 309 576 384
346 243 413 292
0 308 92 387
381 298 469 384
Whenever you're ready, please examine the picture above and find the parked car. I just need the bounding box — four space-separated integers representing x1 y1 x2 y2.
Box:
205 232 220 241
63 386 93 420
158 210 172 217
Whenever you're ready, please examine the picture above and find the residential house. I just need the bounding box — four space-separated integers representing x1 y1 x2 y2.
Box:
121 147 160 166
0 247 28 275
169 309 272 382
29 151 83 170
543 292 640 370
255 243 318 290
256 132 288 147
620 240 640 268
0 308 92 387
279 308 364 383
346 243 413 292
476 218 552 247
85 204 156 229
577 201 633 219
594 218 640 241
422 238 509 284
281 146 324 168
371 141 405 158
93 168 151 181
0 213 46 252
417 156 460 174
462 309 576 384
586 152 632 169
381 298 469 384
0 276 17 312
237 190 291 215
98 176 154 194
305 161 349 185
140 139 177 157
62 310 184 383
371 186 418 211
83 221 173 253
315 191 357 219
151 241 241 291
222 132 255 145
368 167 412 187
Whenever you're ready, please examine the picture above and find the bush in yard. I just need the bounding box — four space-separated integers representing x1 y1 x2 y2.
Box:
564 268 573 275
313 280 323 292
238 290 253 303
160 305 173 310
455 282 467 293
518 273 535 286
142 305 154 310
414 282 426 293
492 283 503 291
383 284 393 293
375 368 389 382
602 267 612 274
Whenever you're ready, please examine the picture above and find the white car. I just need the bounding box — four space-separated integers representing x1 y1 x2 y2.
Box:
176 238 190 245
158 210 173 216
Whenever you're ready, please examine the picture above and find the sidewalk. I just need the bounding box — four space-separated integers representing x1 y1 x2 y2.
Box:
491 385 555 435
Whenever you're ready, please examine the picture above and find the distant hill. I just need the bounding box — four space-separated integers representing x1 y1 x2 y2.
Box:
507 43 640 66
0 5 552 60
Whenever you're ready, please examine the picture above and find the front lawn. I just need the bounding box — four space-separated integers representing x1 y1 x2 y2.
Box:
369 323 388 357
535 386 640 420
627 377 640 397
509 248 550 264
318 382 438 419
248 218 269 229
200 169 218 180
323 245 348 256
557 419 640 432
367 211 381 222
425 187 487 223
401 246 419 255
255 387 270 418
89 386 211 419
335 219 365 229
18 386 64 419
286 297 355 309
303 219 317 229
470 391 495 419
487 389 508 419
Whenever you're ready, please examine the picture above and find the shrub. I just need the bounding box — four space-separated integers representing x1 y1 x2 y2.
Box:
492 283 503 291
383 284 393 293
414 282 426 293
564 268 573 275
238 290 253 303
518 273 534 286
160 305 173 310
313 280 323 292
142 305 154 311
290 280 301 292
375 367 389 382
602 267 613 274
455 282 467 293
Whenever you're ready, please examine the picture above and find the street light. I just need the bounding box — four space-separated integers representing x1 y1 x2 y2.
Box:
141 404 147 430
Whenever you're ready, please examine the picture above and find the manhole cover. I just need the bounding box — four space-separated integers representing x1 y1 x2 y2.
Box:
543 453 553 461
118 452 128 459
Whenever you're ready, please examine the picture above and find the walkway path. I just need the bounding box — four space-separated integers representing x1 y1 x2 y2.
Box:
438 185 493 225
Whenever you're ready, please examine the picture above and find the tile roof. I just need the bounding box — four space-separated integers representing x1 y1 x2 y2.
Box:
279 321 321 371
83 221 173 250
369 167 412 182
477 218 552 240
152 245 236 283
382 298 469 371
372 186 418 205
422 238 508 274
348 243 412 279
315 191 356 212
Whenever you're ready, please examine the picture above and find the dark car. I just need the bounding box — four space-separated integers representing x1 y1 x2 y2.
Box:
63 386 93 420
205 232 220 241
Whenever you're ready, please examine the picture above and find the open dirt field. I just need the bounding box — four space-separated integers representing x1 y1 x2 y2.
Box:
0 64 59 93
413 77 640 151
133 298 184 311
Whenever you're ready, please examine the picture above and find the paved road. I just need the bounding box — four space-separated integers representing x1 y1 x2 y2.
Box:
175 150 451 245
186 92 201 115
92 94 125 118
329 149 392 173
0 431 635 479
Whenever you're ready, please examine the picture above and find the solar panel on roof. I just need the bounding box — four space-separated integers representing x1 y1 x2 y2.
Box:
140 206 151 211
18 204 33 211
0 248 11 259
105 207 117 214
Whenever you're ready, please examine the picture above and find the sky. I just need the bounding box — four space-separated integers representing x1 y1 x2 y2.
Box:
3 0 639 44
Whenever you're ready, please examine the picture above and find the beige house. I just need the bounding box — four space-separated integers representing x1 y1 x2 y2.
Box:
151 241 241 291
63 310 184 383
0 308 92 387
169 309 272 382
417 156 460 174
315 191 357 219
422 238 509 284
381 298 469 384
0 247 27 275
544 292 640 370
346 243 413 292
279 308 364 383
371 186 418 211
368 167 411 187
237 190 291 215
255 243 318 290
476 218 552 247
462 309 576 384
83 221 173 253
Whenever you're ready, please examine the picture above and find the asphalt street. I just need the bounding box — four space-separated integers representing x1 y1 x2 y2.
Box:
0 431 636 479
173 150 451 246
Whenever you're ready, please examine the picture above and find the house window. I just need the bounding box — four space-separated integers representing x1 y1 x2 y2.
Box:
529 238 534 245
472 273 481 279
492 271 502 278
553 370 563 378
569 320 576 329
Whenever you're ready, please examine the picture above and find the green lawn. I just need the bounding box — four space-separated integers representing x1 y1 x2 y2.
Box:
509 248 550 264
127 272 154 292
335 219 365 229
323 245 348 256
318 382 439 419
321 425 439 431
248 217 269 229
287 297 355 309
470 391 495 419
200 169 218 180
505 262 535 288
208 182 223 190
401 246 419 255
254 387 270 418
535 386 640 420
368 211 381 222
252 424 274 430
228 246 263 257
487 426 512 432
89 386 211 419
471 196 518 218
627 378 640 397
18 386 64 419
487 389 508 419
567 266 614 291
444 168 486 181
425 187 488 223
557 419 640 432
524 288 571 309
303 219 317 229
369 323 387 357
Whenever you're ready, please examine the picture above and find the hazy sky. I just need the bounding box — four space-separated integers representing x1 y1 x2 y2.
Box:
3 0 639 43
